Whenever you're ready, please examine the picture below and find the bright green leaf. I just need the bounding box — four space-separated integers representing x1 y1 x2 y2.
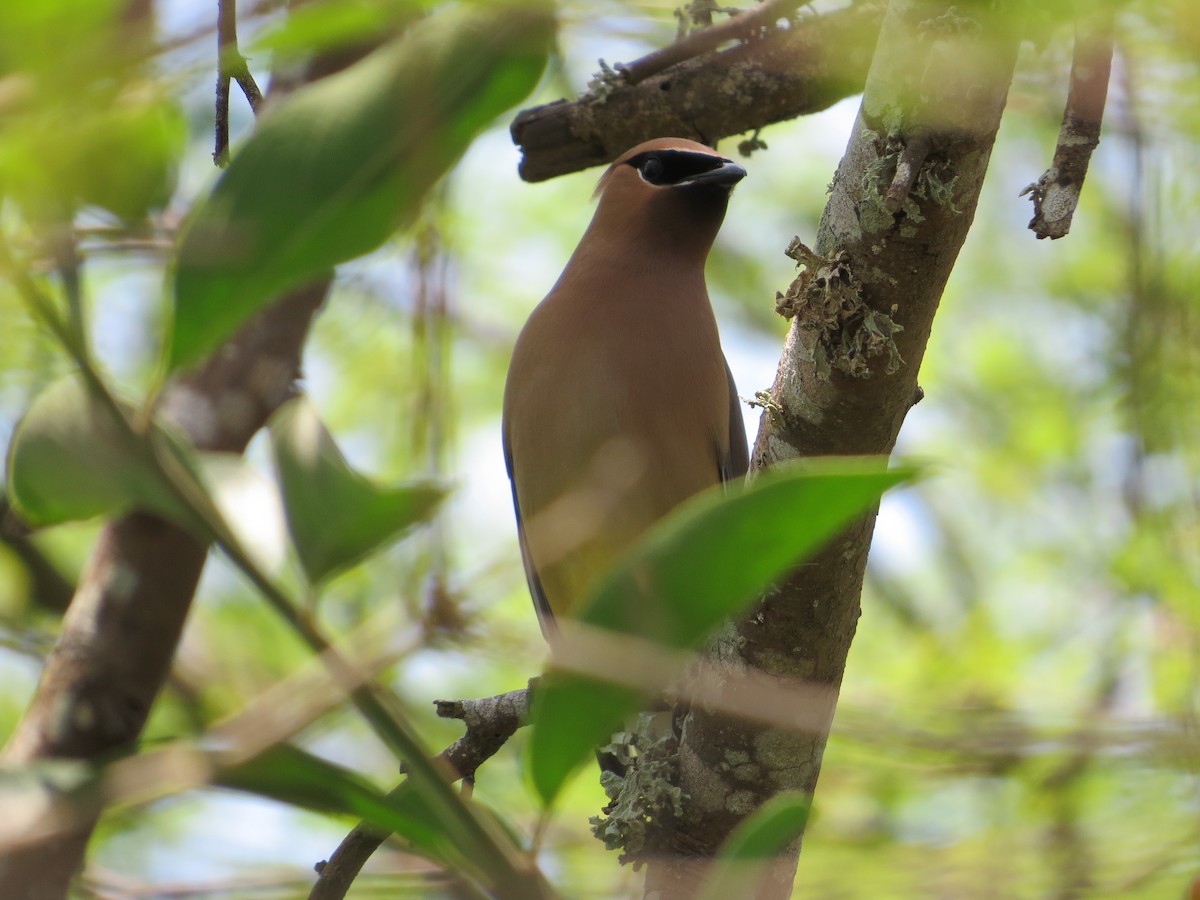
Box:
525 674 641 801
168 0 554 370
269 396 446 584
529 460 918 804
5 375 199 529
696 793 811 900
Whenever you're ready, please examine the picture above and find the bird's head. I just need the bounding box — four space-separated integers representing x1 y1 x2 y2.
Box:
595 138 746 197
589 138 745 257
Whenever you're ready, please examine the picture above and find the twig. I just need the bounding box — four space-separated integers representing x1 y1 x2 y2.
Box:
0 498 75 614
214 0 264 166
309 686 534 900
44 221 86 349
432 686 532 782
617 0 805 85
214 69 232 166
884 129 931 213
1021 12 1114 240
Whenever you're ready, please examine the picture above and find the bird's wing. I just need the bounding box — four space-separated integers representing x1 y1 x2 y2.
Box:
721 357 750 484
502 428 557 636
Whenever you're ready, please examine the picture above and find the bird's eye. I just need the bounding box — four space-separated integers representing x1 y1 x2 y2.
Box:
640 156 665 183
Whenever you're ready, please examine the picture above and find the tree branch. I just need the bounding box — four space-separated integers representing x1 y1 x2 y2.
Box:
1022 11 1114 240
643 3 1022 896
511 1 886 182
616 0 805 85
431 686 532 783
309 686 533 900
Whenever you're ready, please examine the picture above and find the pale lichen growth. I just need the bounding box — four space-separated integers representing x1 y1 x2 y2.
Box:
590 713 685 866
747 389 783 421
724 749 751 766
726 789 757 814
755 728 808 771
861 134 963 239
775 239 904 379
860 152 898 234
585 59 625 104
918 6 983 39
733 762 762 781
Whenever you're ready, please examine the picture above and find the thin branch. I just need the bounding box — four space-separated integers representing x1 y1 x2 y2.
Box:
214 69 232 166
231 60 264 112
214 0 264 166
0 498 75 614
431 686 532 782
616 0 805 85
1022 11 1114 240
511 1 885 181
309 686 533 900
44 221 86 349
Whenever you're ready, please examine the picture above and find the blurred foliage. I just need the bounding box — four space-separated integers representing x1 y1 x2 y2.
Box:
170 0 554 369
0 0 1197 898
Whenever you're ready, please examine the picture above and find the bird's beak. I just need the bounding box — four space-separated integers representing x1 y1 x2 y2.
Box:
680 160 747 189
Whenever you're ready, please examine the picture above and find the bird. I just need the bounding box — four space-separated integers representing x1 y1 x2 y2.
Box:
502 137 749 639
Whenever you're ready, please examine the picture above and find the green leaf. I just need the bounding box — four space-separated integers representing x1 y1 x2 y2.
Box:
696 793 811 900
269 396 446 584
168 0 554 370
5 375 198 529
218 742 538 892
528 460 918 804
217 743 452 867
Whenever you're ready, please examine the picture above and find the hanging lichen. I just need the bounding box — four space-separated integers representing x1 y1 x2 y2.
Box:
589 713 685 867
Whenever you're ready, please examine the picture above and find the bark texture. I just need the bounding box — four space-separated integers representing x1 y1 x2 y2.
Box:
1023 12 1113 240
644 3 1021 896
512 1 886 182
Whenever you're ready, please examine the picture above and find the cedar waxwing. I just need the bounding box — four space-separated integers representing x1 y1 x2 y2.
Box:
503 138 749 637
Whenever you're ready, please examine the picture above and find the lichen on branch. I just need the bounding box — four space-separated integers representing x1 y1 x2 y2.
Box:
775 241 904 379
589 713 685 867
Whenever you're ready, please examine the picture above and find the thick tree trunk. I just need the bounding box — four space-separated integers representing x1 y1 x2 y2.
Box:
645 2 1021 895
